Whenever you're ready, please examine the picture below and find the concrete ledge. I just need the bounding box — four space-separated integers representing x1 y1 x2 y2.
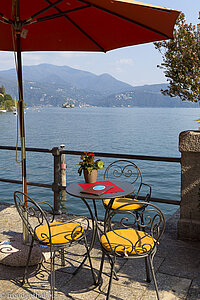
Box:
179 130 200 152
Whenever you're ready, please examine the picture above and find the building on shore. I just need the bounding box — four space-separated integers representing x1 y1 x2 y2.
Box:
62 99 75 108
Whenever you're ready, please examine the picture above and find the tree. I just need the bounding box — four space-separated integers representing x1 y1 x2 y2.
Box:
0 87 15 111
4 99 15 111
154 13 200 103
0 85 5 95
4 93 13 101
0 95 4 109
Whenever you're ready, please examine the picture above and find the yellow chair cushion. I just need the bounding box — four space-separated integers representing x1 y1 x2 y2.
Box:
103 198 143 210
101 229 155 255
35 222 83 245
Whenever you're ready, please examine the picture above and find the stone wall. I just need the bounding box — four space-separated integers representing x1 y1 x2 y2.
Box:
178 130 200 240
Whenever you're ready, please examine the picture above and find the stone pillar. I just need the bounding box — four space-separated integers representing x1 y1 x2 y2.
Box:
178 130 200 240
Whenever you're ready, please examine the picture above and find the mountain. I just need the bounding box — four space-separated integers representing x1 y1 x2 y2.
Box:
0 64 198 108
0 63 133 94
97 84 199 107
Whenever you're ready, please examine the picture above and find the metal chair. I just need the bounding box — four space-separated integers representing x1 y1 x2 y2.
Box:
103 160 151 215
97 201 165 300
14 191 96 300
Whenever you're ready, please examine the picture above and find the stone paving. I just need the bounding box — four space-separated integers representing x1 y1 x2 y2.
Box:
0 203 200 300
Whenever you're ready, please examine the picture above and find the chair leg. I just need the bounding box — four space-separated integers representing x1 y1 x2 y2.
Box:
72 235 96 284
104 208 112 231
103 209 109 230
98 252 105 285
148 255 160 300
84 236 96 285
136 210 145 231
145 256 151 283
50 250 55 300
108 255 119 281
136 212 141 230
60 248 65 266
106 257 115 300
73 255 87 276
113 267 119 281
22 237 34 286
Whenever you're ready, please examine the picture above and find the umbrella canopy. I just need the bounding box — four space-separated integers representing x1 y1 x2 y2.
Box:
1 0 180 52
0 0 180 210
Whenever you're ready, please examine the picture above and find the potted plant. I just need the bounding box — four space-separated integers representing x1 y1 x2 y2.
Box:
78 152 104 183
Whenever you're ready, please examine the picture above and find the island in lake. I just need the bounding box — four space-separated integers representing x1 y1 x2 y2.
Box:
62 99 75 108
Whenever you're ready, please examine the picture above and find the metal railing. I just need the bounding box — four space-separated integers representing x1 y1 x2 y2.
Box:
0 145 181 212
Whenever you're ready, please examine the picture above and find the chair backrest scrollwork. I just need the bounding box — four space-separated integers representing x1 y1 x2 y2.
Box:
101 201 165 257
14 191 90 246
14 191 55 243
104 160 143 197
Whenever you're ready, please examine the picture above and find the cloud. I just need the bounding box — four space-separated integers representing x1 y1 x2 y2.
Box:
116 58 134 66
112 58 134 74
23 51 89 63
0 52 16 70
58 52 88 58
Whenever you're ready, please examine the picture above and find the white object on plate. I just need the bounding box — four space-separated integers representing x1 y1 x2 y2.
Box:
93 185 105 191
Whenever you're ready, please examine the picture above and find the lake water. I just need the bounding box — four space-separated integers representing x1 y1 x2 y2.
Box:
0 106 199 219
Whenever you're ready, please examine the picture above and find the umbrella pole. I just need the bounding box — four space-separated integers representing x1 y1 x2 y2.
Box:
16 31 29 244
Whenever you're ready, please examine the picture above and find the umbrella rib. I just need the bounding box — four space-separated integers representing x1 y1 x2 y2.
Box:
62 14 106 52
24 0 65 23
25 6 91 25
0 12 12 24
41 0 106 52
78 0 175 39
0 18 11 25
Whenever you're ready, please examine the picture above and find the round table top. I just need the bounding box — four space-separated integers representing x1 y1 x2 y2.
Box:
66 180 134 200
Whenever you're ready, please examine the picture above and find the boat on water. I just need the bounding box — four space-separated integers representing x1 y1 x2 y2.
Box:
0 109 6 113
62 99 75 108
13 99 17 115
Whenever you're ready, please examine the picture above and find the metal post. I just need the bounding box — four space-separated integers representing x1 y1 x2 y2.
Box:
16 0 28 244
60 144 67 207
198 12 200 129
52 147 61 214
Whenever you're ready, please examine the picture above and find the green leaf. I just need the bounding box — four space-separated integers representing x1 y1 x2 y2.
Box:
154 12 200 104
96 160 104 170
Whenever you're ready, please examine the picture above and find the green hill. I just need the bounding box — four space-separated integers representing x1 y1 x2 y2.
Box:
0 85 15 111
0 64 198 108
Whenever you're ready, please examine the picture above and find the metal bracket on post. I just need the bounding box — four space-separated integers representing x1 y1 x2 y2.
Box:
51 147 62 215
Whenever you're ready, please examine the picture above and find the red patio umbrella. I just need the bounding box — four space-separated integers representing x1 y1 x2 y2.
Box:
0 0 180 241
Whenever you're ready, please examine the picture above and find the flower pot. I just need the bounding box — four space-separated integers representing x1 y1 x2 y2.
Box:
83 169 97 183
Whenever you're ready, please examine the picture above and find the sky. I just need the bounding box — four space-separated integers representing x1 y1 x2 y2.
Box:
0 0 199 87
